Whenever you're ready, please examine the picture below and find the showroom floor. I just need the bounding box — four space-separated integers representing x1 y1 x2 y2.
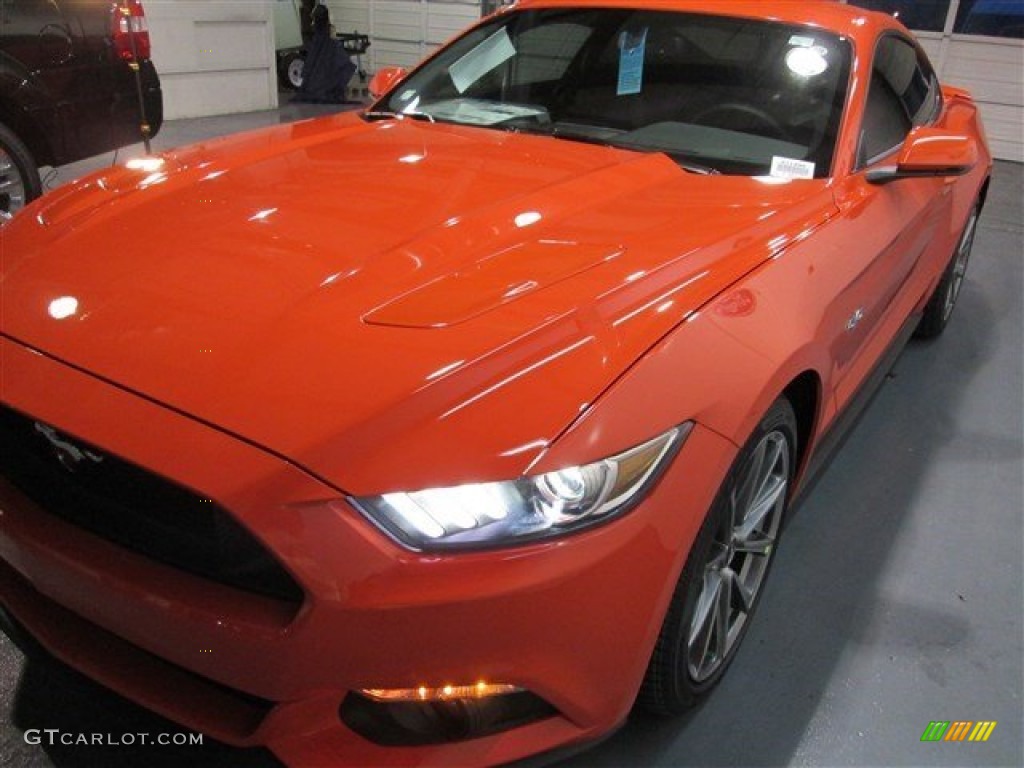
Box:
1 100 1021 768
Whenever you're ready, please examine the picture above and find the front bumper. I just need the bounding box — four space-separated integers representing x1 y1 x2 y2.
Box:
0 337 735 766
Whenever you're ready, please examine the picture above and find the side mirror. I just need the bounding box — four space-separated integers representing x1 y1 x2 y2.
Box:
866 127 979 185
368 66 408 100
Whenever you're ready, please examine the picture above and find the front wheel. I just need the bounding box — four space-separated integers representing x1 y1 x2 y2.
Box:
0 121 42 218
639 398 797 714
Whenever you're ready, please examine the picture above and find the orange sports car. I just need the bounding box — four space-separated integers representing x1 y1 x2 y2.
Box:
0 1 992 765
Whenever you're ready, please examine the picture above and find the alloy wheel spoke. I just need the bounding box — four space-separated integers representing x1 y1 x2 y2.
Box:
955 255 969 278
959 217 977 258
739 473 786 538
729 569 755 614
728 486 742 534
688 571 722 665
736 440 767 514
753 435 782 493
945 212 977 317
713 571 731 661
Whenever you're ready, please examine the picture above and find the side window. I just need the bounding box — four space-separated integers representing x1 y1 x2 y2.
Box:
1 0 68 66
858 35 941 166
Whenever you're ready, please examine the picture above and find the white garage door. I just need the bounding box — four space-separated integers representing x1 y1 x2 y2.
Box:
149 0 277 120
324 0 481 72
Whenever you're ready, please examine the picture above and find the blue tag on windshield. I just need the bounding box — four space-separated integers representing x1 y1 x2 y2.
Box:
617 28 648 96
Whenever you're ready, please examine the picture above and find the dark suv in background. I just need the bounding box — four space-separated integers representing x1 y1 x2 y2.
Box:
0 0 162 217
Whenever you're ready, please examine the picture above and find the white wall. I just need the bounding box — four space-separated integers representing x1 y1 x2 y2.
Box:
324 0 480 73
148 1 278 120
939 37 1022 163
916 32 1023 163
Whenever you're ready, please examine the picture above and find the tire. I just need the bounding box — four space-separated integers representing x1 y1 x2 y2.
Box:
639 398 797 715
279 52 305 90
914 201 980 339
0 121 42 218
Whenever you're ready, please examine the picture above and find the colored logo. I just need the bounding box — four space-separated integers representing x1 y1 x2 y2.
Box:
921 721 997 742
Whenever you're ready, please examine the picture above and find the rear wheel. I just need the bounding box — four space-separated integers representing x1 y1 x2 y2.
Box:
915 201 980 339
640 398 796 714
0 122 41 218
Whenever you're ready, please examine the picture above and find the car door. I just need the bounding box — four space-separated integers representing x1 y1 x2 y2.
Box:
2 1 75 85
55 0 122 163
3 1 124 164
826 33 950 410
1 0 80 160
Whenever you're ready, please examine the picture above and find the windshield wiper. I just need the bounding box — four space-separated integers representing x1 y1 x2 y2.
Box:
546 128 722 175
362 110 398 122
428 116 721 175
362 110 436 123
603 140 721 175
404 111 435 123
671 159 720 175
495 122 609 142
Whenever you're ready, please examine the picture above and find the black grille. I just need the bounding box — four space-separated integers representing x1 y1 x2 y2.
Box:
0 405 303 605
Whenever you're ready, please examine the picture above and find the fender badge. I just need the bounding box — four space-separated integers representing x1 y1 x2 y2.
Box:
33 422 105 473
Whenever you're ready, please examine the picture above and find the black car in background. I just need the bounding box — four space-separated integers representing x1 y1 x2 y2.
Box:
0 0 162 217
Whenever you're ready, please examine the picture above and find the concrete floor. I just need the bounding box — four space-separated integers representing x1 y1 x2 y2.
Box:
1 102 1021 767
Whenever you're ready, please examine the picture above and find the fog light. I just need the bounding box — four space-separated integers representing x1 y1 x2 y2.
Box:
361 681 522 702
340 684 556 746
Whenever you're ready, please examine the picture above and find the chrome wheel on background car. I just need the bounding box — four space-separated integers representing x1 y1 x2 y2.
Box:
0 149 25 216
640 399 796 714
915 200 982 339
277 52 306 90
287 56 305 89
0 122 41 218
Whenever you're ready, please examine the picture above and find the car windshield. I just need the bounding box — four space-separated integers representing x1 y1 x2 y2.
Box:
379 8 852 178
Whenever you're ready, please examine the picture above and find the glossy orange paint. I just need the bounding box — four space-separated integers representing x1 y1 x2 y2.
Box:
0 1 993 765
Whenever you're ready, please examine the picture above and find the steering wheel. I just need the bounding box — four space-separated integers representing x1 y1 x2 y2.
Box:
690 102 790 141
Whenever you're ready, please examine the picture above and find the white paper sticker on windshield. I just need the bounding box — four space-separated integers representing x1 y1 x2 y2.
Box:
789 35 816 48
450 27 517 94
771 156 816 180
421 99 548 126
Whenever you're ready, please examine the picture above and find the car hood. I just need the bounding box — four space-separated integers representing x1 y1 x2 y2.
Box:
1 113 837 493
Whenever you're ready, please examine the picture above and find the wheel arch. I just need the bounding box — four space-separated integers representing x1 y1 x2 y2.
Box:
781 370 823 481
533 299 832 483
977 174 991 211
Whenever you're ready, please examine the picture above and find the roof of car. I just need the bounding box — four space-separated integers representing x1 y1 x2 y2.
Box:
511 0 901 42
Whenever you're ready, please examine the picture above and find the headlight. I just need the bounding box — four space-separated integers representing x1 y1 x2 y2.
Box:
352 424 690 550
